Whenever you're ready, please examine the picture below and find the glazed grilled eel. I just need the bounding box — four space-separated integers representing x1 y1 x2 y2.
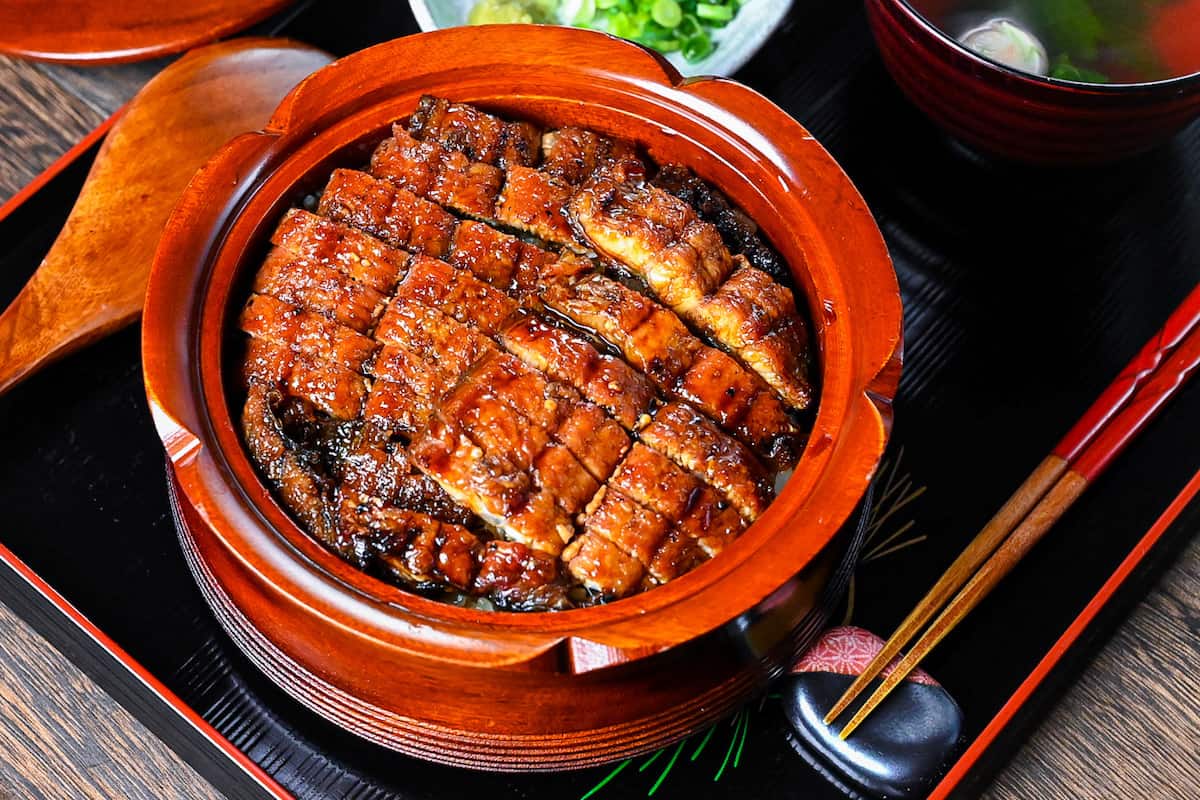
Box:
401 96 812 409
239 96 814 609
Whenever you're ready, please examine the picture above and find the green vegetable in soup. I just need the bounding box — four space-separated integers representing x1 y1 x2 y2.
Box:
1017 0 1104 59
1010 0 1167 81
1048 53 1110 83
914 0 1181 83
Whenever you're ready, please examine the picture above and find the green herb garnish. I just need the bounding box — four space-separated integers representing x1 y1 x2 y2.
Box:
572 0 744 63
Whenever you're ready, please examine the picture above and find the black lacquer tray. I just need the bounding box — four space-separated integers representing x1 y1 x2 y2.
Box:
1 2 1198 798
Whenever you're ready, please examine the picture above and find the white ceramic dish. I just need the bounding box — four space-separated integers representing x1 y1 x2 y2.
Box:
406 0 794 76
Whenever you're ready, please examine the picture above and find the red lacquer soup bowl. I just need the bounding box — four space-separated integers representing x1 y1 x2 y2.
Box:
867 0 1200 164
142 26 902 770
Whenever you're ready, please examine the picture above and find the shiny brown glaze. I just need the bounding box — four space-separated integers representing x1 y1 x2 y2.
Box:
238 98 820 607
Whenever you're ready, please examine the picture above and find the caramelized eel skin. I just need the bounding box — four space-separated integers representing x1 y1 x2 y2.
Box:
238 96 816 608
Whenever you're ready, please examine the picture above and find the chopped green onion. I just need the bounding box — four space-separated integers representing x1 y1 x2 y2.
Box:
554 0 737 63
573 0 596 24
651 0 682 28
682 32 713 61
695 2 733 22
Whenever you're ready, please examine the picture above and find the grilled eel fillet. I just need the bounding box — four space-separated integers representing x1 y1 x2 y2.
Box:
239 97 812 607
359 130 804 468
402 98 812 410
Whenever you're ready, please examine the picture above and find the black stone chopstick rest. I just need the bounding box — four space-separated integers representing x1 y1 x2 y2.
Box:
781 627 964 799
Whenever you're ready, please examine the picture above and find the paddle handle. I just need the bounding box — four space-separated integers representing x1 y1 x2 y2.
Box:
0 266 139 396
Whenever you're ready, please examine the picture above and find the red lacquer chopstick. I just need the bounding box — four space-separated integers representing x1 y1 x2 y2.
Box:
826 282 1200 734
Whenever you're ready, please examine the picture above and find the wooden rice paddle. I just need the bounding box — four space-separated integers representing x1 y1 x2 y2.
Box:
826 282 1200 738
0 0 296 64
0 37 331 396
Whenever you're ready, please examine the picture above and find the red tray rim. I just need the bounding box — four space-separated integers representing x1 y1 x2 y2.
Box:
2 115 1197 800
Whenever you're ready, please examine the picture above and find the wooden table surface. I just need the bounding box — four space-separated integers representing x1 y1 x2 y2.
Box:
0 51 1197 800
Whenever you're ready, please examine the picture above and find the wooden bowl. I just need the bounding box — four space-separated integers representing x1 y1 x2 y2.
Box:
866 0 1200 164
142 26 902 770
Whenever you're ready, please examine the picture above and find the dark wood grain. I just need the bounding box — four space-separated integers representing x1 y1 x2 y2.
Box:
0 601 222 800
0 56 111 201
0 44 1196 800
986 535 1200 799
33 58 166 118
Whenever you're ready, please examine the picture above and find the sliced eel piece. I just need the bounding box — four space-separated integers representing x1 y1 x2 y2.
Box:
447 219 591 295
395 255 518 334
540 127 641 185
532 445 601 517
541 274 800 466
639 402 772 521
337 422 472 526
608 442 743 582
411 411 574 556
361 379 420 434
370 126 504 219
674 347 804 470
561 528 645 598
356 504 482 590
270 208 408 293
439 370 554 473
689 262 813 409
243 339 366 421
541 273 699 388
568 161 732 311
318 169 458 259
609 442 699 522
369 344 456 407
494 165 577 247
645 528 709 585
393 471 476 527
447 219 522 287
552 400 630 485
466 352 630 484
570 164 812 409
242 335 299 387
674 484 743 557
408 94 541 169
240 293 378 374
242 386 339 555
499 313 655 430
733 387 806 470
579 485 671 567
651 164 789 283
372 126 578 248
339 421 411 500
673 347 757 431
368 295 497 433
254 248 385 333
367 126 588 283
374 292 498 374
445 354 603 517
364 348 449 434
473 540 567 610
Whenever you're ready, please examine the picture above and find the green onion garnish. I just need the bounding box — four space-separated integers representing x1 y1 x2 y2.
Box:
568 0 741 63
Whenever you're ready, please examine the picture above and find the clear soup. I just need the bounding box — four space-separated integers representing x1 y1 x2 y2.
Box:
909 0 1200 83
